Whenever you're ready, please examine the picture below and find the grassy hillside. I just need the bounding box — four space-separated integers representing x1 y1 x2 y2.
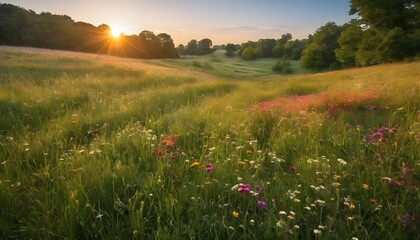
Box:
0 46 419 239
161 50 310 78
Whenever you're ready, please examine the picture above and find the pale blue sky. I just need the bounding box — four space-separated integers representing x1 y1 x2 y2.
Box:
1 0 352 45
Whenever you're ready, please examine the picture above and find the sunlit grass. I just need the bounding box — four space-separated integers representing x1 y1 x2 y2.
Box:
0 47 419 239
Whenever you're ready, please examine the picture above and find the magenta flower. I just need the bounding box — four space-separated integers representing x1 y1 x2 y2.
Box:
368 126 397 143
257 200 266 209
238 183 250 193
205 163 213 173
377 126 387 134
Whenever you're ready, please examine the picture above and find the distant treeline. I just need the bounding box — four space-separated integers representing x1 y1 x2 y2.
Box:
178 0 419 72
0 4 179 59
176 35 305 60
177 39 215 56
237 34 306 60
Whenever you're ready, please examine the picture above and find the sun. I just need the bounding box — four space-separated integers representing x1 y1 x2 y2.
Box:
110 25 124 38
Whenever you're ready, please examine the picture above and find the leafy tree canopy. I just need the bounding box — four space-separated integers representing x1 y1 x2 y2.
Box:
301 22 342 70
334 0 420 67
350 0 418 31
224 43 237 57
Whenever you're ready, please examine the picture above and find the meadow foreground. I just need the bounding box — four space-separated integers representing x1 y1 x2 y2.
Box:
0 47 419 239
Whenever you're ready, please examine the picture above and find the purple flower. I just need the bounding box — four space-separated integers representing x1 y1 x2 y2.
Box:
205 163 213 173
377 126 387 134
255 185 263 191
257 200 266 209
401 214 416 227
238 183 250 193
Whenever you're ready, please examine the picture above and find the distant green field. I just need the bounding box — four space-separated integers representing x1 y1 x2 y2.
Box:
0 47 419 239
161 50 310 78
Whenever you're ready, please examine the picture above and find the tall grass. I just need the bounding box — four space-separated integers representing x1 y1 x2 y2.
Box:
0 47 419 239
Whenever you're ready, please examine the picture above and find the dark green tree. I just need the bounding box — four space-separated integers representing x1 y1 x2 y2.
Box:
198 38 213 55
301 22 342 70
272 33 292 58
241 46 260 60
177 44 186 55
335 21 364 67
349 0 417 31
238 41 254 56
343 0 420 65
259 39 276 57
224 43 237 57
157 33 179 58
186 39 198 55
354 28 383 66
272 57 293 74
138 30 159 58
284 39 305 60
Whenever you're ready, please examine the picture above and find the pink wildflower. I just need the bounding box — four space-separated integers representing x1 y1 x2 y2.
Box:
205 163 213 173
238 183 250 193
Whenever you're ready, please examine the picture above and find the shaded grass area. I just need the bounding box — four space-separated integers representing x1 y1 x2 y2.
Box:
0 48 419 239
0 94 89 135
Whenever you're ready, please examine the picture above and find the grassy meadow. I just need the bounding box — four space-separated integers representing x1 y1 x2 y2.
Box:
0 46 419 239
161 50 310 79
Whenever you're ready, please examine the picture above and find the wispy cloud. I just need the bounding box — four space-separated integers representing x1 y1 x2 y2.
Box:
206 24 308 43
211 26 263 32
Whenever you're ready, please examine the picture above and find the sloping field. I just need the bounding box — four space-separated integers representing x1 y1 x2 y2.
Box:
161 50 309 78
0 47 419 239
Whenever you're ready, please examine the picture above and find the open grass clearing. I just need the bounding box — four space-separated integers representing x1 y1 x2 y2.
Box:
0 46 419 239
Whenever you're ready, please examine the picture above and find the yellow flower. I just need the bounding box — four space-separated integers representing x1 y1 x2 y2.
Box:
246 150 253 155
362 184 369 190
239 161 247 165
232 211 239 218
332 182 341 188
190 161 200 168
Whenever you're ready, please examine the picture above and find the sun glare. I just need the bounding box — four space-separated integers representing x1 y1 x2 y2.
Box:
110 25 124 38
